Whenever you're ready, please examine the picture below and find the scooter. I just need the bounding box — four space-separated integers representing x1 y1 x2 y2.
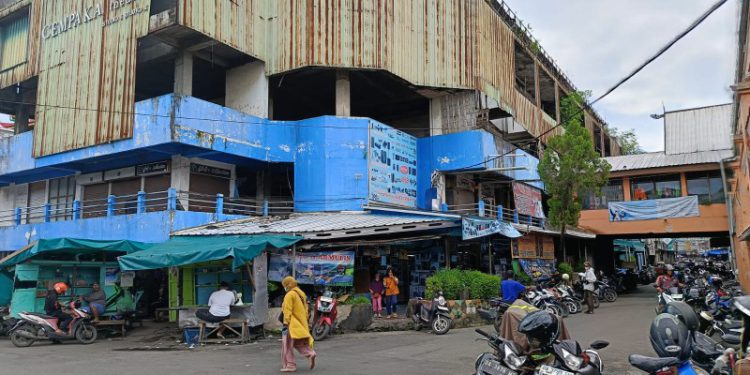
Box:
656 287 683 314
474 328 529 374
413 291 452 335
311 289 338 341
8 300 97 347
477 297 511 333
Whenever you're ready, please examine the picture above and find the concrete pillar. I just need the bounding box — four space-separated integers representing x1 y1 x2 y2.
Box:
335 70 351 117
225 61 269 118
170 155 191 210
174 51 193 96
14 104 30 134
429 97 443 136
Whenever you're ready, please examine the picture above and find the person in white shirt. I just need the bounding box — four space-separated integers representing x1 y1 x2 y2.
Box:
195 281 236 338
582 262 597 314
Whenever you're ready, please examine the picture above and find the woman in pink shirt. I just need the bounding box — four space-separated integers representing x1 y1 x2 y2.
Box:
369 273 385 318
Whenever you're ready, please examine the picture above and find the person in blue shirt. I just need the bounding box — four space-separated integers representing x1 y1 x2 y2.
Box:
501 271 526 304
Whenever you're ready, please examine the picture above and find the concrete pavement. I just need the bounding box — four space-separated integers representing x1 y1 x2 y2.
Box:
0 286 658 374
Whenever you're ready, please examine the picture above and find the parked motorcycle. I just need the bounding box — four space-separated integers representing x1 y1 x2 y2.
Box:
477 297 511 333
311 289 338 341
9 300 97 347
412 291 452 335
594 280 617 303
700 311 742 350
474 328 529 374
524 289 565 317
556 284 583 315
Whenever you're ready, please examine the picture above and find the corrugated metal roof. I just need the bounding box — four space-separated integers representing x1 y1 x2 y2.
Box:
604 149 734 172
664 103 733 154
175 211 458 237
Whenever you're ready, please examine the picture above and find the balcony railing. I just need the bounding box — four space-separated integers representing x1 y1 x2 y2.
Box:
441 201 545 228
0 189 295 227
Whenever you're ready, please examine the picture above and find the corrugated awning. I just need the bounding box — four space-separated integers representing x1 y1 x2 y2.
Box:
0 238 153 268
117 235 301 271
174 211 460 240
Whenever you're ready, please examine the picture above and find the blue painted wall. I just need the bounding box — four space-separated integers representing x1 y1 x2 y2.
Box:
0 211 245 251
294 117 369 212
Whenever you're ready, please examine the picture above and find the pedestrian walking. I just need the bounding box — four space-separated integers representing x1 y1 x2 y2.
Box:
583 262 597 314
280 276 316 372
369 272 384 318
383 268 400 318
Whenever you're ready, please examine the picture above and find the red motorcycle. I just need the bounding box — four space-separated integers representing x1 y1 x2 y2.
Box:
311 290 338 341
9 300 97 347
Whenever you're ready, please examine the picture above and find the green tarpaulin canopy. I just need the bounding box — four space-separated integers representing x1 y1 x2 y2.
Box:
0 238 154 268
613 239 646 252
117 235 302 271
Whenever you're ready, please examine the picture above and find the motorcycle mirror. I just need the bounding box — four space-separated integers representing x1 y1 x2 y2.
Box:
589 340 609 350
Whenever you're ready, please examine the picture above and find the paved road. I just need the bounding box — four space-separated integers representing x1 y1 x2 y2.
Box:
0 286 657 374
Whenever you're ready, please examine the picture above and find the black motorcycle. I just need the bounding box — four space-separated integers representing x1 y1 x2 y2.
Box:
477 297 511 333
474 328 530 375
412 292 452 335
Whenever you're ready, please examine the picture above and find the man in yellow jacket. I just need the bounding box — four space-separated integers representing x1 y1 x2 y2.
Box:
281 276 316 372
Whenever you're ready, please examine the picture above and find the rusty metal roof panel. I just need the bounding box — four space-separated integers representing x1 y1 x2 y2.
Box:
664 103 733 155
604 149 734 172
0 1 39 90
175 211 457 237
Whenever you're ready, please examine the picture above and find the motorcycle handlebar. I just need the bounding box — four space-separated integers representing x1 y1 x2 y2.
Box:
475 329 492 338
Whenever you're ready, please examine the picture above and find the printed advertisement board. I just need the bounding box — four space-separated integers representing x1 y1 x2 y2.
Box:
368 123 418 208
268 251 355 286
462 217 522 240
608 196 699 222
512 182 544 218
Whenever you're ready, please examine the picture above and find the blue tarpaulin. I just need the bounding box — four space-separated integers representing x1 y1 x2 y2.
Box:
608 196 699 222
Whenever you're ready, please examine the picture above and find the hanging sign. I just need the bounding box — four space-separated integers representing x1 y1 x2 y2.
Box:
512 182 545 218
462 217 522 240
608 196 699 222
269 251 355 286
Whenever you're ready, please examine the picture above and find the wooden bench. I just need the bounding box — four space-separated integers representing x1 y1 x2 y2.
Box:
198 318 249 344
95 319 127 337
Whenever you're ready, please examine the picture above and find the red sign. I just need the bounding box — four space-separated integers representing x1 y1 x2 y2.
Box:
512 182 544 218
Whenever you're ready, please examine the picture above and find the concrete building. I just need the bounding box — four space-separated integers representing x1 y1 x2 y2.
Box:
578 104 733 272
0 1 622 305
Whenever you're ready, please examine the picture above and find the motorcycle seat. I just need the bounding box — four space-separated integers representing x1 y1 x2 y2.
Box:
628 354 680 372
721 333 741 345
25 312 55 319
723 320 742 330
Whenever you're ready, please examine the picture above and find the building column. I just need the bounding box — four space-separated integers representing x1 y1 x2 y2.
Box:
335 70 350 117
623 177 632 201
226 61 269 118
680 172 688 197
174 51 193 96
429 96 443 136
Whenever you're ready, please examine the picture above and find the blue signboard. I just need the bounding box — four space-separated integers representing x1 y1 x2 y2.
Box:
268 251 355 286
608 196 699 222
368 122 418 208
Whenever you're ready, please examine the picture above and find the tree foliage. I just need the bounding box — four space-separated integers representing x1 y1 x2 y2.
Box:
607 127 644 155
538 92 611 243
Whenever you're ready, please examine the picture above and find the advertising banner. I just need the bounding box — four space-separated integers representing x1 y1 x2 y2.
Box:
608 196 699 222
269 251 355 286
462 217 522 240
518 259 556 278
368 122 418 208
512 182 544 218
517 236 537 258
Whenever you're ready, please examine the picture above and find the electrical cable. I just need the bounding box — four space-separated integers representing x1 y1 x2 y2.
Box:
447 0 729 172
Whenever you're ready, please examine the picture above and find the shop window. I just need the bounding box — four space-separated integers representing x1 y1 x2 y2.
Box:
686 171 725 204
631 174 681 200
48 176 75 221
581 180 624 210
538 68 556 119
0 8 29 71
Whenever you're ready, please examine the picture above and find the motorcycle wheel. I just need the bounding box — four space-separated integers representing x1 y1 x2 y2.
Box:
10 326 35 348
563 300 579 314
603 289 617 303
431 316 450 335
311 321 330 341
593 296 600 309
575 300 583 313
75 324 98 344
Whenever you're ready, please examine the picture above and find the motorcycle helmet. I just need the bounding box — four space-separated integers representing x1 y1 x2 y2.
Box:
518 310 560 350
663 301 700 332
562 273 570 281
53 282 68 295
711 276 724 289
649 313 692 361
665 264 674 272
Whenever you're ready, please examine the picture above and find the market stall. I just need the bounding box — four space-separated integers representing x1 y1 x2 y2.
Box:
117 235 301 327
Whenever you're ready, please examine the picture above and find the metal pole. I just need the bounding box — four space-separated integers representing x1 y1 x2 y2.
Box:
720 159 738 275
292 234 297 278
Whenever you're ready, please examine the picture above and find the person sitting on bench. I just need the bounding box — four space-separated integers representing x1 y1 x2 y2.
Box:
195 281 235 339
80 282 106 323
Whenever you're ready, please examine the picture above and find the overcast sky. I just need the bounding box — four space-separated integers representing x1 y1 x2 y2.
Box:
504 0 739 152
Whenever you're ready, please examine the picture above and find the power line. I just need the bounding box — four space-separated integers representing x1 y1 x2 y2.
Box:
448 0 729 172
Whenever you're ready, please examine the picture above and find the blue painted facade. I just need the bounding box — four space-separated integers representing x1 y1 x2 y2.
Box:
0 94 542 251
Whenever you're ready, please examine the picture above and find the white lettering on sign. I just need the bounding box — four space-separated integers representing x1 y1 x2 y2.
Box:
42 1 148 40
